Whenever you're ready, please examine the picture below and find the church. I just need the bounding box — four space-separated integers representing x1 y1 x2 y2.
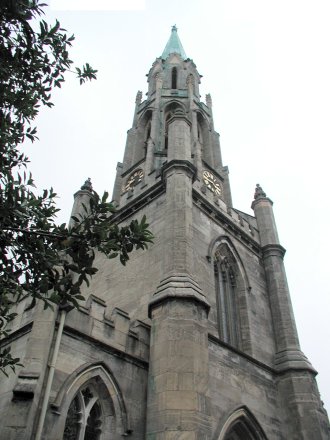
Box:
0 26 329 439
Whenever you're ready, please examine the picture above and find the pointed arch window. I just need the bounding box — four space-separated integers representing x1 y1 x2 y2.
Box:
171 67 177 89
224 421 260 440
63 386 102 440
214 243 241 348
133 109 152 164
52 363 129 438
218 407 268 440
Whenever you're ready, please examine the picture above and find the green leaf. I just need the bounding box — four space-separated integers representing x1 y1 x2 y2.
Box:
0 0 151 376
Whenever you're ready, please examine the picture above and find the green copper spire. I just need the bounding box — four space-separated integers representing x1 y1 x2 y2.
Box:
161 25 187 60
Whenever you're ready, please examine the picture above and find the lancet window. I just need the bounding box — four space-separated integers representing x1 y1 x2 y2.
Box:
171 67 177 89
214 243 241 348
134 110 152 164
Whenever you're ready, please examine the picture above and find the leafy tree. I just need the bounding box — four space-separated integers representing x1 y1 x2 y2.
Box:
0 0 153 374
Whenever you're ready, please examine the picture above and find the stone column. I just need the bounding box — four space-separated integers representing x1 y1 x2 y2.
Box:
147 288 211 440
122 91 142 172
187 77 202 176
111 162 123 205
145 136 155 176
145 75 163 175
222 166 233 208
252 184 330 439
167 109 192 162
205 94 213 129
146 114 212 439
0 302 57 440
194 136 203 179
212 131 223 176
152 73 163 143
251 184 303 363
132 90 142 128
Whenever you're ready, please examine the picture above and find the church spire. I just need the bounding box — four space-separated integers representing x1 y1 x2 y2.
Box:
161 25 187 60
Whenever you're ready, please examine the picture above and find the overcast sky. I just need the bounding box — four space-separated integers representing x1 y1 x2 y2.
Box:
27 0 330 412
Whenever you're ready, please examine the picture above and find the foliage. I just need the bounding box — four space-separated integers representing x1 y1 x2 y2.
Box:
0 0 153 375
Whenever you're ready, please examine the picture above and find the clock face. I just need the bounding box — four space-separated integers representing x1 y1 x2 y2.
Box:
202 170 222 196
123 169 144 192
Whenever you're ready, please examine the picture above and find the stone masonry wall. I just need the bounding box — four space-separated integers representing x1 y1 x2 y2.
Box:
43 297 150 440
192 203 276 366
0 296 150 440
208 337 282 440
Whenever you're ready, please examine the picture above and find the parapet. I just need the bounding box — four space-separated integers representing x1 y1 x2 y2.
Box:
64 294 150 363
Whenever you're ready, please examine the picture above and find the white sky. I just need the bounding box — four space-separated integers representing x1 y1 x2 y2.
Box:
27 0 330 413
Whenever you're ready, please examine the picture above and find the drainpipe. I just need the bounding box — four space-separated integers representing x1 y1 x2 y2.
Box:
35 179 92 439
35 308 67 440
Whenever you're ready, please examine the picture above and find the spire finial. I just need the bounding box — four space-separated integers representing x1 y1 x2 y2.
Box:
206 93 212 108
135 90 142 104
254 183 267 200
161 25 187 60
81 177 93 192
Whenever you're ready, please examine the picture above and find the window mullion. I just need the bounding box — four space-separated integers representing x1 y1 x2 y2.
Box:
219 266 229 342
78 391 87 440
227 273 238 347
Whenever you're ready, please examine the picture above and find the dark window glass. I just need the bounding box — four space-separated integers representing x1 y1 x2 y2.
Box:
64 387 103 440
82 387 93 406
84 402 102 440
214 247 240 348
172 67 177 89
63 396 80 440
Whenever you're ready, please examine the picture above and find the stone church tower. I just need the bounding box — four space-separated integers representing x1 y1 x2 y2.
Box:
0 26 329 440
